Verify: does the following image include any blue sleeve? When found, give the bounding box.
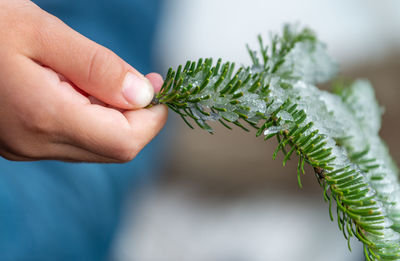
[0,1,164,260]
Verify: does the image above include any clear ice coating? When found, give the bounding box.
[239,93,266,117]
[276,111,293,122]
[191,105,220,121]
[264,126,285,136]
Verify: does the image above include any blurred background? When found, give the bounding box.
[112,0,400,260]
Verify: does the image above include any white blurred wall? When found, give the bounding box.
[114,185,363,261]
[156,0,400,69]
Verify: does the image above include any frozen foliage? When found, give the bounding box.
[264,126,286,136]
[266,76,400,251]
[155,24,400,260]
[342,80,383,135]
[278,41,338,84]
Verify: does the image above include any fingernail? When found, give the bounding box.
[122,72,154,108]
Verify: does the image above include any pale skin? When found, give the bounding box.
[0,0,168,162]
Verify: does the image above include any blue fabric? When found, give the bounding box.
[0,1,163,260]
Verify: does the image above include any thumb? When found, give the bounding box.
[28,10,154,109]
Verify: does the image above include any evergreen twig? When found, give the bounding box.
[153,24,400,260]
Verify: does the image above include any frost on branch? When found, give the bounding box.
[154,24,400,260]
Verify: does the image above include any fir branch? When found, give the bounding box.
[153,24,400,260]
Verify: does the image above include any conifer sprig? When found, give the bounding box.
[152,24,400,260]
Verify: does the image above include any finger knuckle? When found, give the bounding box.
[1,137,37,159]
[0,150,26,161]
[113,141,140,163]
[21,106,56,136]
[15,7,62,54]
[87,46,115,84]
[32,14,60,46]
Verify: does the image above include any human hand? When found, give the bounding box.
[0,0,168,162]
